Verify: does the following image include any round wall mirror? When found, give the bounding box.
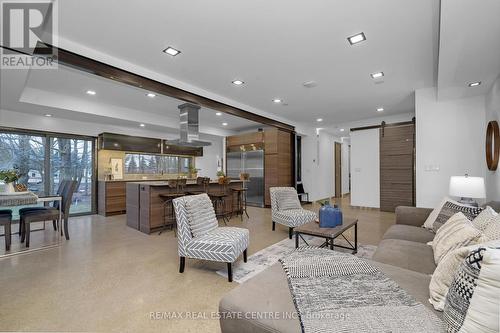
[486,120,500,171]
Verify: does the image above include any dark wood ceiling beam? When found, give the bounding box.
[33,43,295,132]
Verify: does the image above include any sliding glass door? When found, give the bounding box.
[50,137,94,214]
[0,129,96,216]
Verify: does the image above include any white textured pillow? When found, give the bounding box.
[423,197,461,230]
[472,206,498,231]
[432,212,482,264]
[429,240,500,311]
[184,194,218,238]
[481,215,500,241]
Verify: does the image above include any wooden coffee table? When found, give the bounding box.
[294,217,358,253]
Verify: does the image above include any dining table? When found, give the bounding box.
[0,191,62,256]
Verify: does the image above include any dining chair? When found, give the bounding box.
[20,180,77,247]
[0,209,12,251]
[18,180,68,235]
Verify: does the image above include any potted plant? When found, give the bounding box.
[189,166,200,179]
[0,168,21,193]
[216,170,225,184]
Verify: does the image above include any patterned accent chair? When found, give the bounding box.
[270,187,318,239]
[173,194,249,282]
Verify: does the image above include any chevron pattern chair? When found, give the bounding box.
[270,187,318,239]
[172,194,249,282]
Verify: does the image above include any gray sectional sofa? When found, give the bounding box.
[218,202,499,333]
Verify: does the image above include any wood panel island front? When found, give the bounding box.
[126,180,244,234]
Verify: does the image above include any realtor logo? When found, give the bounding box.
[1,0,57,69]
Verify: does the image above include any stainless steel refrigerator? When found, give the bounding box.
[226,150,264,207]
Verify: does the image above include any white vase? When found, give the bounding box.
[4,182,15,193]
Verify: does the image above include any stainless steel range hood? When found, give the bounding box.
[166,103,211,147]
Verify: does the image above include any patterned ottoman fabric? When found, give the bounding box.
[185,227,249,263]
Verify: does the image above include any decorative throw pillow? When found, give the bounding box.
[432,202,483,233]
[471,206,498,231]
[277,190,301,210]
[184,194,218,238]
[480,215,500,241]
[444,247,500,333]
[429,239,500,311]
[432,212,482,264]
[423,197,459,230]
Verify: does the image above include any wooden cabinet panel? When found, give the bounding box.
[98,181,126,216]
[226,132,264,147]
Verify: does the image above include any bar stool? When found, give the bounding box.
[0,209,12,251]
[158,179,186,235]
[209,177,232,225]
[187,177,210,195]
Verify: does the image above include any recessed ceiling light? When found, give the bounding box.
[377,107,384,112]
[163,46,181,56]
[146,93,156,98]
[468,81,481,87]
[340,128,345,132]
[139,123,145,127]
[222,122,228,126]
[86,90,96,95]
[316,118,323,122]
[44,114,52,117]
[215,112,222,116]
[370,72,384,79]
[232,80,244,85]
[272,98,282,103]
[347,32,366,45]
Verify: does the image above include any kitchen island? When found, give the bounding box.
[126,180,244,234]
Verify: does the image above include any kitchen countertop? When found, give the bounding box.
[128,180,243,186]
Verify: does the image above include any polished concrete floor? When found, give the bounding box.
[0,197,395,332]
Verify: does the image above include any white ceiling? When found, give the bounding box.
[437,0,500,100]
[2,0,499,135]
[51,0,439,129]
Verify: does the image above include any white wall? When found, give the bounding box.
[341,139,350,195]
[415,87,486,208]
[485,75,500,201]
[301,131,338,202]
[1,109,224,179]
[350,129,380,208]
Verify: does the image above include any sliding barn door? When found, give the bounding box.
[379,123,415,212]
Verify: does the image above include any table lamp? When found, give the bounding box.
[449,175,486,207]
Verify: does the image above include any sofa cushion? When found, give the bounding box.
[185,227,249,262]
[383,224,435,243]
[444,247,500,333]
[423,197,461,230]
[219,261,441,333]
[372,239,437,274]
[432,213,482,264]
[277,189,301,210]
[481,215,500,241]
[471,206,498,231]
[432,202,483,233]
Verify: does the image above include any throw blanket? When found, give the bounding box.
[280,247,444,333]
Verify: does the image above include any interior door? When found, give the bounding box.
[379,123,415,212]
[334,142,342,198]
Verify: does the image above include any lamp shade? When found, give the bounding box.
[449,176,486,199]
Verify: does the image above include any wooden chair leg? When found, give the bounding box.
[243,249,247,263]
[272,221,275,231]
[63,218,70,240]
[289,227,293,239]
[18,218,23,237]
[25,223,30,248]
[179,257,185,273]
[4,223,11,251]
[227,262,232,282]
[52,220,57,231]
[20,219,26,242]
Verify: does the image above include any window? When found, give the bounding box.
[0,130,96,217]
[124,153,193,175]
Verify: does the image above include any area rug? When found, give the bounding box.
[216,235,377,283]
